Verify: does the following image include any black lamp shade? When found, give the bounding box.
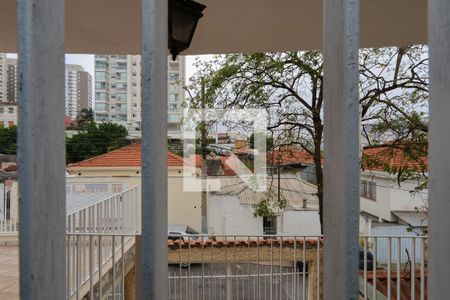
[169,0,206,60]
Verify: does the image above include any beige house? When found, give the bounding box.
[68,143,202,231]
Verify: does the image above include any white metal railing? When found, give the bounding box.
[66,233,135,300]
[0,218,18,234]
[0,182,18,234]
[66,187,139,235]
[65,234,428,300]
[167,234,428,300]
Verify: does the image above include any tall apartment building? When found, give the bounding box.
[65,64,93,120]
[0,54,5,100]
[0,55,18,102]
[94,55,185,136]
[0,55,92,120]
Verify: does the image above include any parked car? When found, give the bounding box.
[359,248,374,271]
[168,224,202,268]
[168,224,201,241]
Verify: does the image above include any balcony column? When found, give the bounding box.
[429,0,450,298]
[323,0,360,299]
[139,0,168,299]
[17,0,66,299]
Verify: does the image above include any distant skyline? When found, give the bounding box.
[5,53,214,110]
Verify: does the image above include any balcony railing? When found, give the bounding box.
[66,186,140,235]
[66,234,428,300]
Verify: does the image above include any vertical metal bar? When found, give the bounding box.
[270,238,273,300]
[429,1,450,298]
[411,237,415,300]
[90,235,94,300]
[112,235,116,299]
[294,238,297,300]
[323,0,360,297]
[302,237,306,300]
[202,236,205,300]
[67,235,71,297]
[99,235,103,298]
[397,237,400,300]
[257,236,260,300]
[317,237,320,300]
[17,0,66,298]
[387,237,391,300]
[372,237,377,300]
[363,237,367,300]
[76,235,80,300]
[140,0,168,297]
[122,236,125,300]
[248,236,251,300]
[420,238,425,300]
[279,237,282,300]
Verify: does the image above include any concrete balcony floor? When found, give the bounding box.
[0,245,19,299]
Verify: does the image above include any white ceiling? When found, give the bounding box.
[0,0,427,54]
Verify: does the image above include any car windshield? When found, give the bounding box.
[186,226,199,235]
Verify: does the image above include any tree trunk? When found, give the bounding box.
[313,114,324,234]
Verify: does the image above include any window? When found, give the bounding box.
[168,115,180,123]
[8,107,14,113]
[95,61,108,69]
[116,93,127,101]
[8,121,14,127]
[0,121,4,127]
[116,72,127,81]
[95,71,107,81]
[0,107,3,114]
[169,104,178,112]
[169,73,179,81]
[95,82,108,90]
[169,83,179,93]
[360,180,376,201]
[95,103,109,111]
[95,92,108,100]
[116,83,127,90]
[116,62,127,70]
[263,216,277,235]
[168,93,179,102]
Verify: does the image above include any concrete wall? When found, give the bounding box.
[208,194,321,236]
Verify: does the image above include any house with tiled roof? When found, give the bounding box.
[67,143,202,231]
[208,176,321,236]
[359,146,428,237]
[266,145,428,235]
[68,143,193,177]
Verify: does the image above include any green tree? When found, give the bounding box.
[186,47,428,231]
[249,132,273,150]
[74,108,95,129]
[0,126,17,155]
[66,122,129,163]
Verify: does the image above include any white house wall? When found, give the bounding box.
[208,195,262,235]
[208,195,321,235]
[360,172,427,222]
[281,210,321,236]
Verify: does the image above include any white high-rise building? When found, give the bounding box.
[94,55,185,136]
[65,64,93,120]
[0,56,18,102]
[0,55,92,120]
[0,54,6,101]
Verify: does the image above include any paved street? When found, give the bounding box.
[169,263,308,300]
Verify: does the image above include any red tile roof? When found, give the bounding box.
[167,237,322,249]
[362,146,427,172]
[68,143,185,168]
[267,147,315,165]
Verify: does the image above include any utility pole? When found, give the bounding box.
[200,78,208,233]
